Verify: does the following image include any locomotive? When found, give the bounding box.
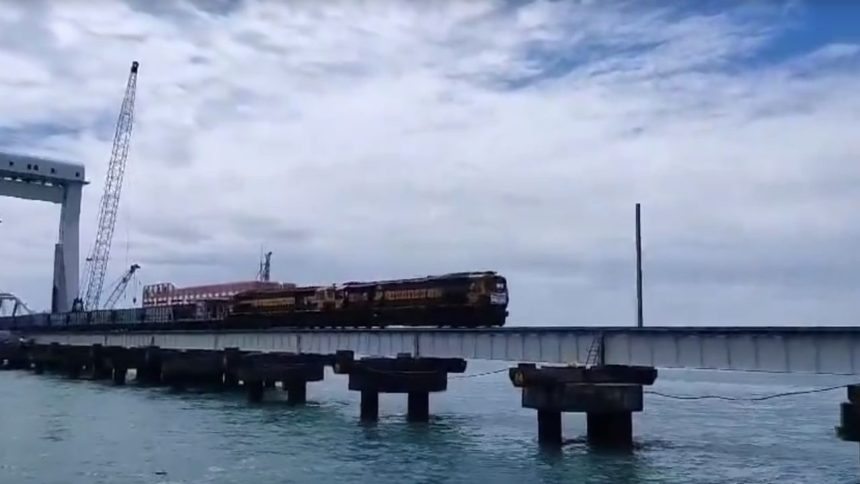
[228,271,509,328]
[0,271,509,331]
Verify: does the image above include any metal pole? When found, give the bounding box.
[635,203,644,328]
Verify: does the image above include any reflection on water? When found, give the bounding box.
[0,365,857,483]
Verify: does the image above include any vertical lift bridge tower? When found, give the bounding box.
[0,152,86,312]
[0,61,138,313]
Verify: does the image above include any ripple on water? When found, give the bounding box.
[0,370,857,484]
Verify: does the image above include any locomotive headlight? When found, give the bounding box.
[490,293,507,305]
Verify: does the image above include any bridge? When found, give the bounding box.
[0,151,87,313]
[0,292,33,317]
[20,325,860,375]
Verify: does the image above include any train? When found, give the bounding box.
[0,271,509,331]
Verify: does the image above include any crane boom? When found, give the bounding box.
[103,263,140,309]
[79,61,139,311]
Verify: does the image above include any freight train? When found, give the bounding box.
[0,271,509,331]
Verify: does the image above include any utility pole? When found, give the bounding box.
[635,203,644,328]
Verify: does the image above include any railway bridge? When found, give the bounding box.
[6,324,860,452]
[18,325,860,375]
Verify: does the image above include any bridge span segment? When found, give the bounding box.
[24,326,860,375]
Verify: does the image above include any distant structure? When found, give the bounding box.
[257,251,273,282]
[141,280,288,307]
[77,61,140,311]
[142,250,289,307]
[0,292,33,317]
[0,152,87,313]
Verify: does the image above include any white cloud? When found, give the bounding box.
[0,0,858,325]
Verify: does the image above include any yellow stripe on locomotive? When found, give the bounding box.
[246,297,296,308]
[383,288,443,301]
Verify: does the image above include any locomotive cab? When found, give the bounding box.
[488,275,508,306]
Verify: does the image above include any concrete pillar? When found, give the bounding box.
[112,367,127,385]
[247,380,264,403]
[51,243,67,314]
[165,375,186,391]
[136,366,160,384]
[223,348,241,388]
[137,347,163,385]
[64,363,81,379]
[224,372,239,388]
[208,373,225,388]
[92,365,112,380]
[286,382,307,404]
[407,392,429,422]
[360,391,379,421]
[537,410,562,446]
[57,183,83,312]
[511,364,655,451]
[587,412,633,448]
[88,344,110,379]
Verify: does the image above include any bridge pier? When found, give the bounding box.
[836,384,860,465]
[85,344,112,380]
[0,339,29,370]
[160,350,225,390]
[132,346,164,385]
[26,343,91,379]
[509,363,657,448]
[334,351,466,422]
[236,352,328,403]
[222,347,243,388]
[100,346,132,385]
[360,390,379,420]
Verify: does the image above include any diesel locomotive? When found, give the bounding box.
[229,270,509,328]
[0,271,509,331]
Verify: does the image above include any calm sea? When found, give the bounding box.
[0,361,857,484]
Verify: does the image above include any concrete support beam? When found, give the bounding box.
[236,352,328,404]
[510,363,657,449]
[522,384,644,413]
[160,350,225,389]
[0,340,30,370]
[334,351,466,422]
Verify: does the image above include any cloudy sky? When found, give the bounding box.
[0,0,858,325]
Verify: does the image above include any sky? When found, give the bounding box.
[0,0,858,325]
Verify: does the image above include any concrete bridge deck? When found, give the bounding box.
[22,325,860,375]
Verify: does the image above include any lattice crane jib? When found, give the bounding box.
[79,61,139,311]
[103,263,141,309]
